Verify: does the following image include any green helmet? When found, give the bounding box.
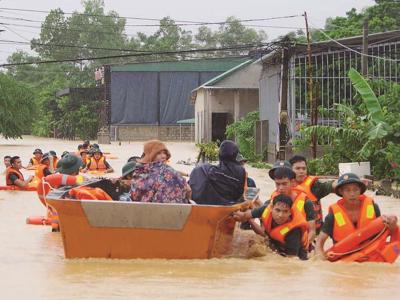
[335,173,366,197]
[268,160,293,180]
[121,161,138,178]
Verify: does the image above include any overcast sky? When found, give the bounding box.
[0,0,375,64]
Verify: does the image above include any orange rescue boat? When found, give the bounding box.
[46,188,253,259]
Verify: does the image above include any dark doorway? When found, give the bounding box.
[212,113,231,142]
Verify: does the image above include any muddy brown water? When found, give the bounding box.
[0,136,399,299]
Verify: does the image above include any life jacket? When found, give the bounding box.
[52,157,59,169]
[261,203,309,250]
[270,189,307,219]
[297,176,323,231]
[30,156,41,166]
[330,195,376,243]
[35,164,49,180]
[37,173,83,206]
[88,157,107,171]
[326,217,400,263]
[5,167,24,186]
[69,186,112,201]
[36,173,84,232]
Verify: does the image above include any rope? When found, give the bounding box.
[326,226,388,258]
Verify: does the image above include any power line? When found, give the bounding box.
[0,39,276,55]
[0,21,304,41]
[0,24,30,41]
[313,27,400,62]
[0,39,153,52]
[0,42,279,67]
[0,7,301,25]
[0,15,305,30]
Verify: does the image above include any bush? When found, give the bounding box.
[225,111,259,161]
[195,141,219,162]
[249,161,272,169]
[294,69,400,179]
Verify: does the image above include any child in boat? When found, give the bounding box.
[315,173,398,261]
[235,193,309,259]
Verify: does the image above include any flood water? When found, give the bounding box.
[1,136,399,299]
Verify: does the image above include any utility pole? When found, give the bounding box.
[304,11,317,158]
[362,18,369,76]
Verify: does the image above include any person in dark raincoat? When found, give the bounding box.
[189,140,246,205]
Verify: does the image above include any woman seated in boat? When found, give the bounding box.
[129,140,190,203]
[189,140,246,205]
[316,173,399,262]
[82,148,114,173]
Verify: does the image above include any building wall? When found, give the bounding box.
[195,89,205,143]
[238,89,259,119]
[195,88,259,142]
[213,63,262,89]
[111,125,194,141]
[259,64,281,160]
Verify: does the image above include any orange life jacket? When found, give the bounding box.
[270,189,307,218]
[261,203,309,249]
[330,195,376,243]
[30,156,41,166]
[297,176,323,230]
[326,217,400,263]
[69,186,112,201]
[88,157,107,171]
[52,157,59,169]
[37,173,83,206]
[35,164,49,180]
[5,167,24,186]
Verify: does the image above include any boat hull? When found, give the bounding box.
[46,198,247,259]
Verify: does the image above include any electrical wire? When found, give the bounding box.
[0,8,301,25]
[0,39,155,52]
[0,38,273,54]
[0,42,278,67]
[312,27,400,62]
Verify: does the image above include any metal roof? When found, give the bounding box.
[110,57,249,72]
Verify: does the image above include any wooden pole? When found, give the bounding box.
[362,18,369,76]
[304,11,317,158]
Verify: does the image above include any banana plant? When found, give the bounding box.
[348,68,392,141]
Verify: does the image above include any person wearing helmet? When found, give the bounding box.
[289,155,337,234]
[234,160,316,247]
[35,153,53,179]
[82,148,113,173]
[315,173,398,260]
[27,149,43,168]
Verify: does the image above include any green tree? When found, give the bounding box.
[0,73,35,138]
[195,17,267,56]
[312,0,400,41]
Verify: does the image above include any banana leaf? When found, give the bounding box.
[367,122,391,140]
[348,68,385,123]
